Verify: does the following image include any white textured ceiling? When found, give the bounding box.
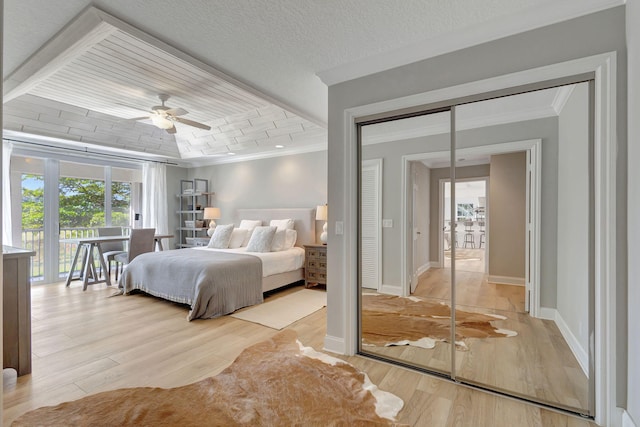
[3,0,616,164]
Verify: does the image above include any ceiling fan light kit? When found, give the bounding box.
[151,114,174,130]
[131,94,211,134]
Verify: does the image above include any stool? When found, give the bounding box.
[478,221,486,248]
[449,222,459,248]
[463,221,475,248]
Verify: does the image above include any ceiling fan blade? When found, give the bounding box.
[165,125,177,134]
[173,116,211,130]
[165,107,188,116]
[125,116,152,121]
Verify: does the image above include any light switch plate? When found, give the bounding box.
[335,221,344,235]
[382,219,393,228]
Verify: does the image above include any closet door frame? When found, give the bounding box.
[346,52,616,426]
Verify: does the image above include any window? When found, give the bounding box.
[12,154,141,283]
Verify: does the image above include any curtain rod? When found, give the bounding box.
[2,138,179,166]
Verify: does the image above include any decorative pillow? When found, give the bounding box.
[284,229,297,250]
[270,230,286,251]
[228,228,249,249]
[269,219,295,231]
[270,229,298,252]
[245,226,277,253]
[207,224,234,249]
[239,220,262,246]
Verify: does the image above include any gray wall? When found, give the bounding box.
[556,83,590,356]
[327,5,627,409]
[489,152,526,280]
[166,165,188,249]
[188,150,327,235]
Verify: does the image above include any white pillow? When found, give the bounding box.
[284,229,297,250]
[270,229,286,251]
[269,218,295,231]
[271,228,298,252]
[207,224,234,249]
[239,219,262,246]
[245,226,277,253]
[228,228,249,249]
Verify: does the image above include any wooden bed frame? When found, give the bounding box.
[236,208,316,292]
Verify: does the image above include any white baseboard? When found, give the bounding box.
[323,334,346,355]
[379,283,403,296]
[487,275,525,286]
[539,307,588,376]
[623,409,638,427]
[415,262,432,277]
[538,307,556,320]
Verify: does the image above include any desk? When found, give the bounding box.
[3,246,35,376]
[61,234,173,290]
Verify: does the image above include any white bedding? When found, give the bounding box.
[192,246,305,277]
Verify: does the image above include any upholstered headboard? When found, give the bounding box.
[236,208,316,247]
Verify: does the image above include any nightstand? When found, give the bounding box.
[304,244,327,288]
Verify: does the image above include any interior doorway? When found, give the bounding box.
[441,178,488,274]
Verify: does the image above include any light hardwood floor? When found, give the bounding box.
[366,263,589,415]
[3,280,595,426]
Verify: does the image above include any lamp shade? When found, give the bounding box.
[315,205,328,221]
[203,207,221,220]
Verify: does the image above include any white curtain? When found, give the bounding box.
[141,162,169,235]
[2,141,13,246]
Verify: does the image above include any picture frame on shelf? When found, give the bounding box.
[181,179,194,194]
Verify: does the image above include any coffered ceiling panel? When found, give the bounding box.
[3,7,325,165]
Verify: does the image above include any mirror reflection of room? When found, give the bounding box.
[359,81,592,416]
[442,180,486,272]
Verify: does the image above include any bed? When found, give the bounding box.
[119,208,316,320]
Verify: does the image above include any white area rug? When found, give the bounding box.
[231,289,327,330]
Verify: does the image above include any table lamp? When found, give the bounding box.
[316,204,328,244]
[204,207,221,237]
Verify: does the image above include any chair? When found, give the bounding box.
[478,221,486,248]
[114,228,156,280]
[97,227,126,279]
[449,221,459,248]
[463,221,475,248]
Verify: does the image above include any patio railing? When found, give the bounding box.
[21,227,130,282]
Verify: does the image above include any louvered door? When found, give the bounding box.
[361,159,382,290]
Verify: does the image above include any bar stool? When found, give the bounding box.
[463,221,475,248]
[478,221,486,248]
[449,221,459,248]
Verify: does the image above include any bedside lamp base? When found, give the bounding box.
[320,222,327,244]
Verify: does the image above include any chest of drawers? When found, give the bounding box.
[304,244,327,288]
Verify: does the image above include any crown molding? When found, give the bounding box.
[317,0,624,86]
[551,84,577,114]
[3,130,184,166]
[182,142,327,167]
[363,104,558,146]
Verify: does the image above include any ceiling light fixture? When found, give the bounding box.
[275,145,285,148]
[227,152,236,155]
[151,114,174,130]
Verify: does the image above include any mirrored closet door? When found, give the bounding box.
[357,81,594,417]
[359,109,453,376]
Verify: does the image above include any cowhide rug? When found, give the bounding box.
[362,293,517,350]
[13,330,404,427]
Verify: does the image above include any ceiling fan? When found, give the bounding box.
[127,94,211,134]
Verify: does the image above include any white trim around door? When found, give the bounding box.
[340,51,617,426]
